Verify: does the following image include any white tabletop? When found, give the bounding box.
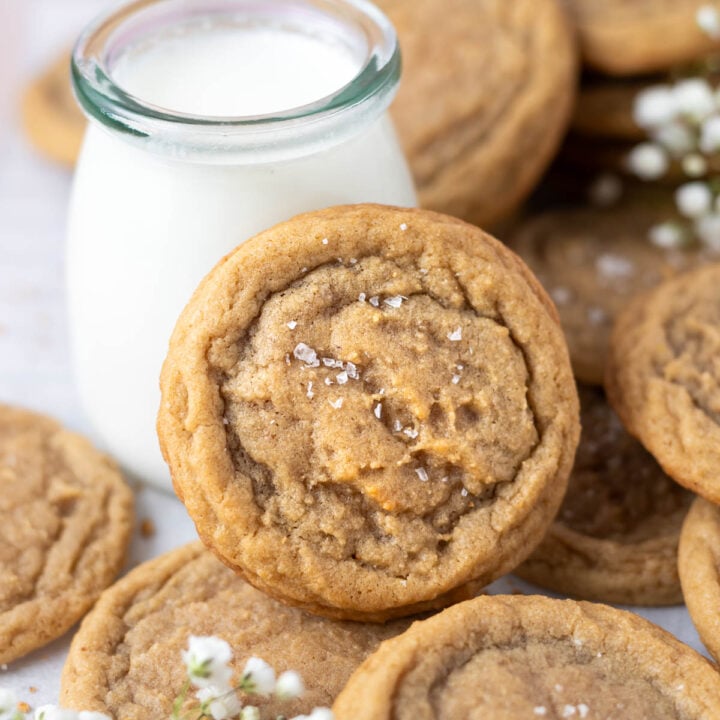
[0,0,708,713]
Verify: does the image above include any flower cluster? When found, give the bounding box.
[0,636,333,720]
[626,4,720,250]
[0,689,110,720]
[177,636,333,720]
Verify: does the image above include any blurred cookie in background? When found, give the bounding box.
[379,0,578,227]
[508,187,719,384]
[564,0,720,76]
[22,52,85,167]
[517,384,692,606]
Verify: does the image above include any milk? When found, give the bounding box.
[68,3,416,490]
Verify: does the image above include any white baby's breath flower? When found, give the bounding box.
[0,690,22,720]
[682,153,709,177]
[700,114,720,153]
[275,671,305,700]
[627,143,669,180]
[196,685,243,720]
[239,708,260,720]
[182,636,234,689]
[34,708,79,720]
[291,709,335,720]
[673,78,716,121]
[633,85,676,128]
[676,182,714,218]
[697,4,720,38]
[652,122,695,156]
[696,212,720,249]
[648,222,687,249]
[242,657,276,695]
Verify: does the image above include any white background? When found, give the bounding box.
[0,0,708,713]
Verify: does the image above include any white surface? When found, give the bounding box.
[0,0,709,714]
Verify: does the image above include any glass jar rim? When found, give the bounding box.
[71,0,401,162]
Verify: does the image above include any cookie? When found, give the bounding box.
[572,78,647,141]
[0,404,134,663]
[509,196,718,384]
[158,204,580,621]
[378,0,577,227]
[517,385,692,606]
[22,53,86,167]
[333,594,720,719]
[606,263,720,503]
[564,0,720,76]
[678,497,720,663]
[61,543,411,719]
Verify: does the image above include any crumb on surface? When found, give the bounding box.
[140,518,156,538]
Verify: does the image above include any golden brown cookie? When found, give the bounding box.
[678,497,720,663]
[22,53,86,167]
[0,404,134,663]
[509,195,718,384]
[333,594,720,719]
[572,78,647,141]
[564,0,720,76]
[607,264,720,503]
[158,204,580,622]
[517,385,692,606]
[61,543,411,719]
[378,0,577,227]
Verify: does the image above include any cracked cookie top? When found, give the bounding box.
[158,205,579,621]
[0,404,134,663]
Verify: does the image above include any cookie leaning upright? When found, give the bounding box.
[158,204,580,621]
[678,497,720,663]
[377,0,577,227]
[606,264,720,503]
[0,405,134,663]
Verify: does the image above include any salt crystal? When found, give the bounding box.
[452,375,461,385]
[562,706,576,718]
[374,403,383,419]
[287,320,298,330]
[346,362,359,379]
[328,398,343,409]
[384,296,404,308]
[400,223,408,231]
[534,709,547,717]
[578,705,589,719]
[321,238,329,245]
[587,307,607,325]
[415,467,429,482]
[336,371,348,385]
[307,382,314,399]
[222,417,229,426]
[596,253,634,279]
[461,488,469,497]
[404,427,419,439]
[448,327,462,342]
[369,296,380,307]
[293,343,319,367]
[393,419,403,432]
[324,377,333,386]
[358,293,367,302]
[551,286,572,305]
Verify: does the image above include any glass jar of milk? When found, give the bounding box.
[68,0,416,491]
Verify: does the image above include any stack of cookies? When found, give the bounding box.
[54,204,720,718]
[12,0,720,717]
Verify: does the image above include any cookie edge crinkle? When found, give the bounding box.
[0,405,135,664]
[332,594,720,719]
[157,204,580,621]
[605,264,720,504]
